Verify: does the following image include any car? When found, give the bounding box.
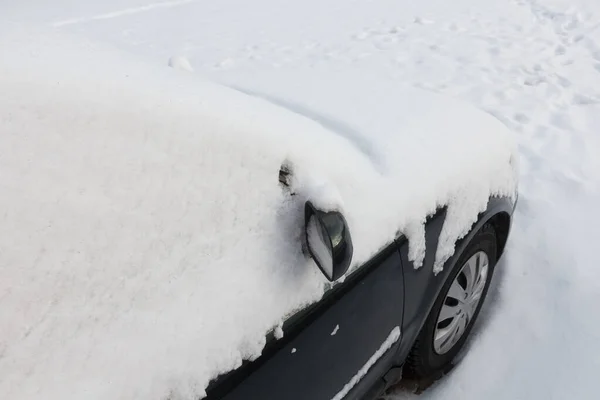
[206,199,515,400]
[0,35,518,400]
[198,72,519,399]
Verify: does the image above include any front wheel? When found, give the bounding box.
[404,223,497,380]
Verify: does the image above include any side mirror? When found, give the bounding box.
[305,201,353,282]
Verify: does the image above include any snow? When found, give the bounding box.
[0,26,515,400]
[331,324,340,336]
[273,324,284,340]
[332,327,401,400]
[2,0,600,399]
[51,0,198,28]
[224,68,518,271]
[168,55,194,72]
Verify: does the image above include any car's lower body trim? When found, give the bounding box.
[331,326,401,400]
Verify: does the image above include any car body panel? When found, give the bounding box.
[208,244,405,400]
[394,195,515,367]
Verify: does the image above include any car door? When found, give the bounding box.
[206,241,406,400]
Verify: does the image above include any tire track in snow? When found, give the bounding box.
[52,0,197,27]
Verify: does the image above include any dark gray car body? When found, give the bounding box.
[205,196,515,400]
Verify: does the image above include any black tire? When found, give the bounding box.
[404,223,497,380]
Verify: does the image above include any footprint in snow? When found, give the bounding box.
[353,31,370,41]
[215,58,235,69]
[554,45,566,56]
[572,93,600,105]
[555,74,572,88]
[514,113,530,124]
[413,17,435,25]
[488,46,501,56]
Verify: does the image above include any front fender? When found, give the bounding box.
[394,196,515,366]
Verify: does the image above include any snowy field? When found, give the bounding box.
[3,0,600,399]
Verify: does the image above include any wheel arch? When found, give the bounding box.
[393,196,515,368]
[487,211,511,261]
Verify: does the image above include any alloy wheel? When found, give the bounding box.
[433,251,489,355]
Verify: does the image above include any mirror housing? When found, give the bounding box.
[305,201,353,282]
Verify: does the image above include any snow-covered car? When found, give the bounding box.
[208,202,515,400]
[203,87,519,400]
[0,35,518,400]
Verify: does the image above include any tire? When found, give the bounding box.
[403,223,497,380]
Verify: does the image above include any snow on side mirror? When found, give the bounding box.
[305,201,353,282]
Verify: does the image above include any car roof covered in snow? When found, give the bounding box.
[0,30,517,400]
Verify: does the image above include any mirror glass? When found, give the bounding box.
[306,214,333,279]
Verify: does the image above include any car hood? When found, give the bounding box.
[227,67,519,268]
[231,67,516,183]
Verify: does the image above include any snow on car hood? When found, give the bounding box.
[226,67,519,270]
[0,30,517,400]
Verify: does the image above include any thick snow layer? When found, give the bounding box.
[225,68,519,271]
[0,27,516,400]
[38,0,597,398]
[9,0,600,398]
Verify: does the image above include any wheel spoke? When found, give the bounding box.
[470,255,489,303]
[433,250,491,355]
[471,277,485,302]
[438,303,461,322]
[464,255,478,296]
[447,279,466,302]
[434,315,461,353]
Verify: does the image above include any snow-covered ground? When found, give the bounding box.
[2,0,600,399]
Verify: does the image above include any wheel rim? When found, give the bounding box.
[433,251,489,355]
